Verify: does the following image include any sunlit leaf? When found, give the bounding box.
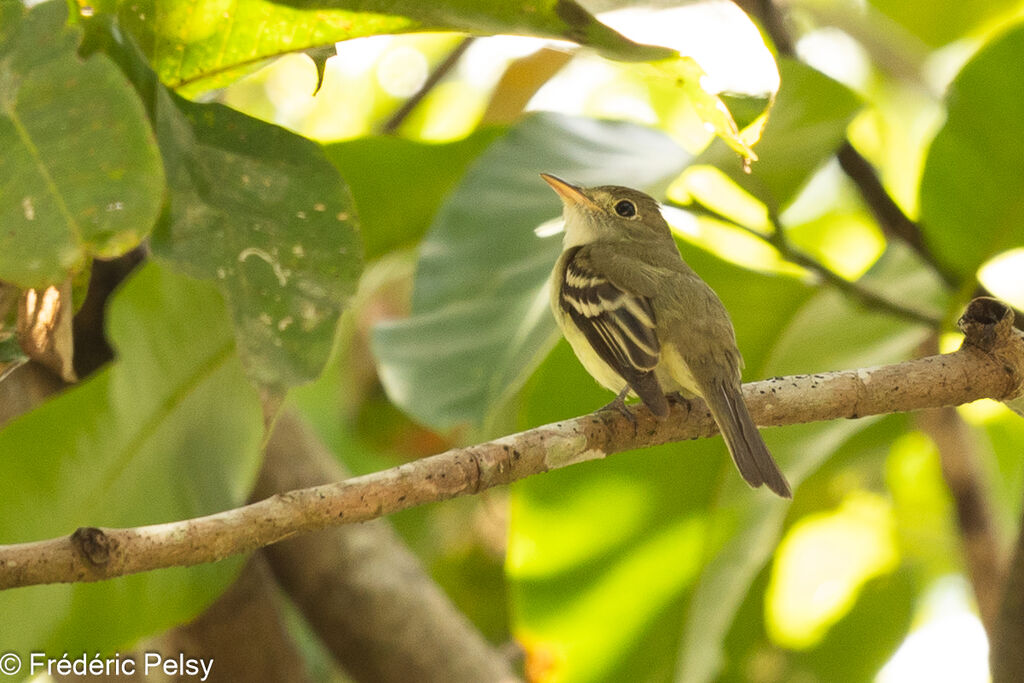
[0,0,163,287]
[766,493,899,649]
[641,56,763,162]
[919,23,1024,281]
[0,261,263,652]
[868,0,1019,47]
[371,112,690,431]
[694,58,861,212]
[789,572,915,682]
[99,0,673,93]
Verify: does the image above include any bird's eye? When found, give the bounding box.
[614,200,637,218]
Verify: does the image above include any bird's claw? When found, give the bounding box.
[599,389,637,424]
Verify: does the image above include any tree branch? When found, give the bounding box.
[835,143,959,287]
[1,299,1021,591]
[151,555,313,683]
[991,480,1024,683]
[916,404,1003,634]
[256,411,518,683]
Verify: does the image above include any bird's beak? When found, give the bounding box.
[541,173,598,209]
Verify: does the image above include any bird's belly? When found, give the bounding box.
[561,320,704,400]
[561,316,629,393]
[656,344,701,398]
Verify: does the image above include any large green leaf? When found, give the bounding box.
[323,129,504,261]
[694,59,861,213]
[371,113,691,431]
[0,0,163,287]
[149,88,363,391]
[868,0,1020,47]
[0,261,263,652]
[80,15,362,391]
[509,240,939,683]
[919,23,1024,281]
[104,0,672,93]
[675,247,938,683]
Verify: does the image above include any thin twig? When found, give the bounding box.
[1,299,1020,590]
[733,0,956,289]
[732,0,795,55]
[681,201,942,327]
[836,143,959,287]
[382,37,476,134]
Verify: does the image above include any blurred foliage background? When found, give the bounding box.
[2,0,1024,681]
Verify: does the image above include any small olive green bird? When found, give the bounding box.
[542,174,791,498]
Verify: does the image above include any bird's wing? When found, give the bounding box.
[559,246,667,413]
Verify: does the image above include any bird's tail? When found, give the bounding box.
[703,378,791,498]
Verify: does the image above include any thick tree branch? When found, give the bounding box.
[152,555,313,683]
[917,405,1003,634]
[256,411,518,683]
[0,299,1021,590]
[992,481,1024,683]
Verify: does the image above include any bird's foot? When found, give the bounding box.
[599,388,636,424]
[667,392,692,415]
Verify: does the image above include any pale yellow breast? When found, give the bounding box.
[549,255,706,401]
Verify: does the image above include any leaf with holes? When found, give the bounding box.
[149,87,362,391]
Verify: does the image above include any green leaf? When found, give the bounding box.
[510,239,937,683]
[694,59,861,212]
[80,15,362,391]
[371,113,690,431]
[149,88,362,391]
[919,24,1024,280]
[677,250,937,683]
[0,261,263,652]
[792,571,915,682]
[109,0,673,93]
[868,0,1020,47]
[641,56,762,162]
[509,247,812,683]
[323,129,505,261]
[0,0,164,287]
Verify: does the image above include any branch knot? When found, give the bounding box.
[958,297,1024,401]
[71,527,113,567]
